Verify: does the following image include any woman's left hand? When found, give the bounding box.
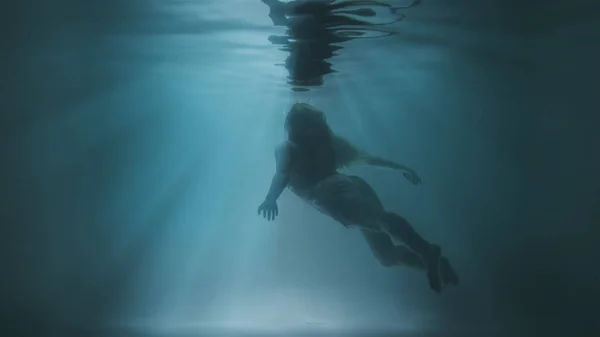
[402,169,422,185]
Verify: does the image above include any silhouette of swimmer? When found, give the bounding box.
[262,0,419,88]
[258,103,458,292]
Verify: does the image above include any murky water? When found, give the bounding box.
[1,1,599,336]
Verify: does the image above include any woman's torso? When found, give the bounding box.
[287,141,337,199]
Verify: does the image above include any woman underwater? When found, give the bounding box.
[258,103,458,292]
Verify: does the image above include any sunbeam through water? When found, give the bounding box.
[2,1,600,337]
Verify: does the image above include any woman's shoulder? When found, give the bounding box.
[274,141,297,159]
[276,140,298,151]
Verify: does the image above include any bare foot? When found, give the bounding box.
[425,244,442,292]
[440,257,459,286]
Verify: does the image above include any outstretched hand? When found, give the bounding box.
[258,198,279,221]
[402,169,422,185]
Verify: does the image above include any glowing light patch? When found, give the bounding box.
[118,287,425,335]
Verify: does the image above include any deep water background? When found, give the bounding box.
[1,1,599,336]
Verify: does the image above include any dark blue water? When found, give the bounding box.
[1,1,599,336]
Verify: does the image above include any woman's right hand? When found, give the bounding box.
[258,198,279,221]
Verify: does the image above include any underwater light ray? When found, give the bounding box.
[115,83,290,323]
[153,91,289,322]
[18,78,157,179]
[114,148,222,317]
[212,107,283,290]
[76,77,223,260]
[51,142,210,321]
[3,79,183,319]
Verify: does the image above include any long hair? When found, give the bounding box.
[285,102,333,148]
[284,102,337,176]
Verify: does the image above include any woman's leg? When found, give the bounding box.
[361,229,425,269]
[381,212,443,292]
[361,229,459,286]
[310,174,456,290]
